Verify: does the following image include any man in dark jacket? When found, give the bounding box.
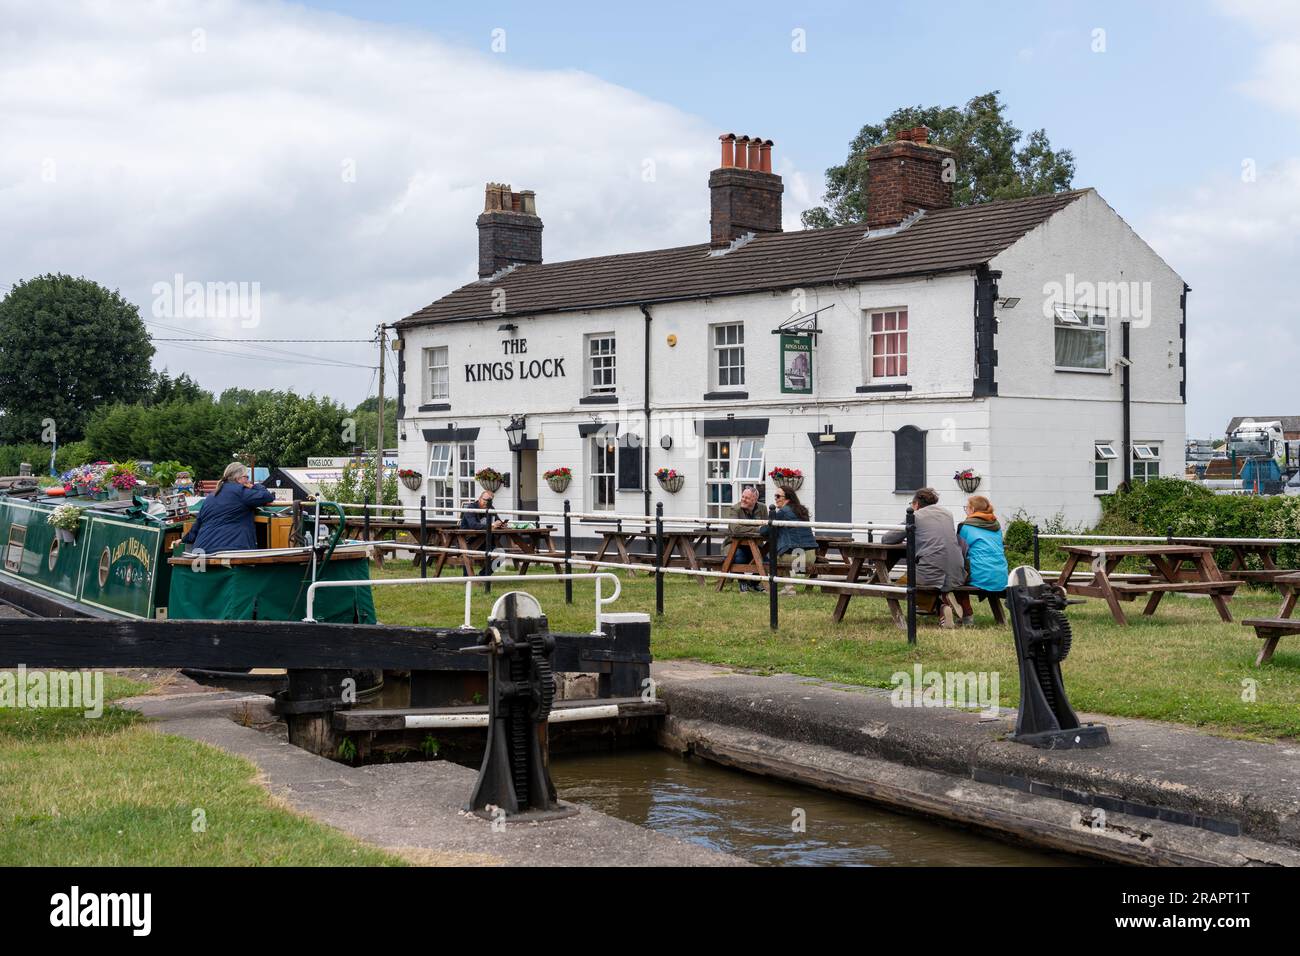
[459,489,508,530]
[182,462,274,553]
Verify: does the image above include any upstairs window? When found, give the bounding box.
[425,346,449,402]
[867,309,908,379]
[712,323,745,389]
[1054,305,1108,372]
[587,334,616,394]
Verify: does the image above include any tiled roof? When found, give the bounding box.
[1226,416,1300,434]
[398,188,1090,327]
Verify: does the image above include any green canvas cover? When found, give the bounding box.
[167,556,376,623]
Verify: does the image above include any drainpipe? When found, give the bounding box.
[1122,320,1132,489]
[640,304,653,519]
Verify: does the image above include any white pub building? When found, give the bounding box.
[393,128,1187,528]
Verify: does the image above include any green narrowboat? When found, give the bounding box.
[0,483,375,624]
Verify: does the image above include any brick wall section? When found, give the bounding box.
[864,139,955,230]
[477,211,543,277]
[709,168,783,247]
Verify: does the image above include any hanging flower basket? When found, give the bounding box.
[954,469,981,494]
[544,467,572,494]
[655,468,685,493]
[769,467,803,492]
[56,528,77,544]
[48,505,82,544]
[475,468,504,493]
[398,469,423,491]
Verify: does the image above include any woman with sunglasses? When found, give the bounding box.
[767,488,817,596]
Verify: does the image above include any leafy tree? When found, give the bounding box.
[0,274,154,442]
[146,370,210,406]
[349,396,398,450]
[802,91,1076,229]
[230,392,349,472]
[84,399,236,478]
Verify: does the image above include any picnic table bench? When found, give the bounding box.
[431,525,559,577]
[1242,570,1300,665]
[590,526,727,578]
[1057,544,1243,625]
[1172,537,1297,585]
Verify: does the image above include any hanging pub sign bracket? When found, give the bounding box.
[770,302,834,338]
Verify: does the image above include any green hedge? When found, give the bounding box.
[0,441,95,477]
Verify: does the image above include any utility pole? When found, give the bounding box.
[376,324,386,512]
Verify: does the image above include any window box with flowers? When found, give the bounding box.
[654,467,685,494]
[543,467,572,494]
[398,468,423,491]
[768,467,803,492]
[475,467,505,492]
[954,469,981,493]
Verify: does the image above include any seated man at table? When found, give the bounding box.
[459,489,508,530]
[729,485,765,593]
[882,487,967,628]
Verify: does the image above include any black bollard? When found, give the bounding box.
[1005,567,1109,749]
[363,493,371,541]
[1032,523,1040,570]
[483,500,494,594]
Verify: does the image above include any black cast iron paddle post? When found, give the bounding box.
[1032,523,1040,571]
[483,499,494,594]
[363,493,371,541]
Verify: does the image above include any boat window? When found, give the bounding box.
[5,524,25,572]
[47,536,59,571]
[98,547,111,588]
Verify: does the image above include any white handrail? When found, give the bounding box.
[368,540,909,595]
[1038,533,1300,546]
[305,572,623,634]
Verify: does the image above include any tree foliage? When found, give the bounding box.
[802,92,1076,229]
[0,274,154,442]
[229,391,350,472]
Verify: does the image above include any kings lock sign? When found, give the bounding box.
[465,338,566,383]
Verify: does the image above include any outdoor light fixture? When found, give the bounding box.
[497,322,518,333]
[998,297,1020,309]
[505,414,526,450]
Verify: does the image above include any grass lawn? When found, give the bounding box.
[0,673,402,866]
[373,562,1300,741]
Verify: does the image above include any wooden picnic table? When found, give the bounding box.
[1242,571,1300,666]
[830,541,908,626]
[590,526,732,578]
[1057,544,1243,625]
[431,525,558,577]
[1172,538,1297,584]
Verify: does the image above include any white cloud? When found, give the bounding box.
[1138,2,1300,436]
[0,0,808,404]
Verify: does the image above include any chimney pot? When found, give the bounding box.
[477,182,543,277]
[710,132,782,246]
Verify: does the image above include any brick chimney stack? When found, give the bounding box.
[710,133,783,248]
[477,182,543,278]
[863,126,954,230]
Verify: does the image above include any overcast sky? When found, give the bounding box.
[1,0,1296,435]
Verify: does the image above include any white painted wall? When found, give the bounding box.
[395,190,1187,530]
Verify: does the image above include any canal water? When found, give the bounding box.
[552,749,1079,867]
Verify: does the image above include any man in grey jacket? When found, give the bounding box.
[883,487,967,627]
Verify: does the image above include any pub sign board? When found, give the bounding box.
[780,334,813,394]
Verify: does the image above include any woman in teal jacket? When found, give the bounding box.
[767,489,817,596]
[955,494,1009,626]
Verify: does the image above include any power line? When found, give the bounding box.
[145,319,374,368]
[152,337,373,343]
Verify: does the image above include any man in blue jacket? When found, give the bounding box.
[182,462,275,553]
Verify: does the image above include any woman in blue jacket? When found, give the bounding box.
[182,462,275,553]
[767,489,817,596]
[955,494,1009,626]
